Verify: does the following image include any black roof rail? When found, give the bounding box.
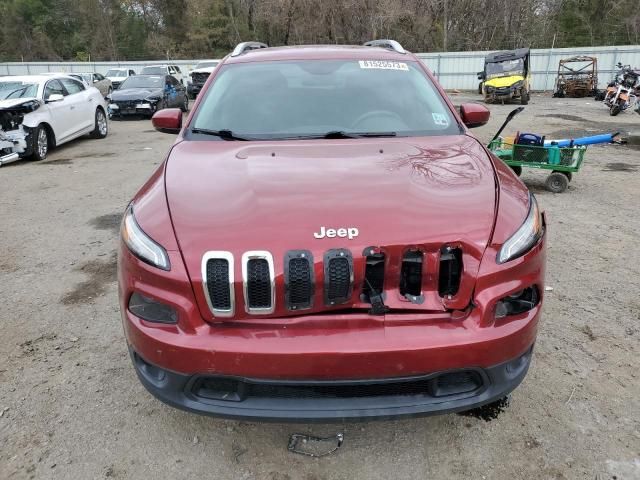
[231,42,269,57]
[363,39,406,54]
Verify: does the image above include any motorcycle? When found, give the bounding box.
[602,62,639,116]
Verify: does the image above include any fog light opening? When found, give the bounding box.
[128,292,178,324]
[133,352,166,383]
[495,286,539,318]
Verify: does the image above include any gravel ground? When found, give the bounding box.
[1,95,639,480]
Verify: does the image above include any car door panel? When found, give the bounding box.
[58,78,94,136]
[43,79,75,141]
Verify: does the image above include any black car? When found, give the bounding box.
[107,74,188,118]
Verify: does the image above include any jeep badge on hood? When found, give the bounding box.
[313,227,359,240]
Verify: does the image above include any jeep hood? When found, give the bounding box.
[165,135,497,318]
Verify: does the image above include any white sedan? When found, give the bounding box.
[0,74,108,166]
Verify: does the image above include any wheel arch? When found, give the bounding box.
[36,122,56,148]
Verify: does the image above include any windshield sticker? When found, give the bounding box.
[358,60,409,71]
[432,113,449,126]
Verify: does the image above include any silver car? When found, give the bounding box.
[70,73,113,97]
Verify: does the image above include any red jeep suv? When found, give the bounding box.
[118,40,546,421]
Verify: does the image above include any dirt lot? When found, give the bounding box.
[1,95,639,480]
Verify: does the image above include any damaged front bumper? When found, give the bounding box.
[0,98,38,166]
[0,125,28,166]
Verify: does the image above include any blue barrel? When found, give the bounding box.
[544,133,615,147]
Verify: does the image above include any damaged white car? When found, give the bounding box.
[0,75,108,166]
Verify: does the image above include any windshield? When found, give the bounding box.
[119,76,163,89]
[0,81,39,100]
[106,69,127,78]
[195,62,218,69]
[141,66,165,75]
[192,60,458,139]
[486,58,525,78]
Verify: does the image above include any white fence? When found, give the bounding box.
[1,45,639,91]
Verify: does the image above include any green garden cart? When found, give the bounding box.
[487,107,589,193]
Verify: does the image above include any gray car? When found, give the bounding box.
[70,73,113,97]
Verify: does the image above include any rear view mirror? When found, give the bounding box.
[46,94,64,103]
[459,103,490,128]
[152,108,182,134]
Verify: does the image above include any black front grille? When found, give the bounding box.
[400,250,423,300]
[438,247,463,297]
[205,258,231,310]
[191,370,485,402]
[324,250,353,305]
[115,100,137,109]
[191,72,210,85]
[362,251,385,302]
[246,258,272,309]
[285,251,314,310]
[328,259,350,299]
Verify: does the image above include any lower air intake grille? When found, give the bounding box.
[190,369,485,403]
[324,249,353,305]
[206,259,231,310]
[285,251,314,310]
[246,259,272,309]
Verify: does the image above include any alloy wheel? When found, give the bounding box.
[37,128,48,158]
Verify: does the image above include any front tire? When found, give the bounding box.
[91,108,108,139]
[180,95,189,112]
[610,104,621,116]
[31,125,49,161]
[510,165,522,176]
[520,90,529,105]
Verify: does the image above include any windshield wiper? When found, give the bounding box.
[324,130,397,138]
[191,128,248,141]
[278,131,398,140]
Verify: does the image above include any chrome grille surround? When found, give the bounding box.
[201,251,235,317]
[242,251,275,314]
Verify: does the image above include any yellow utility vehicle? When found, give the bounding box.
[478,48,531,104]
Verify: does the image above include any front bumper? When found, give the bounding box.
[119,210,546,421]
[108,102,156,117]
[130,345,533,421]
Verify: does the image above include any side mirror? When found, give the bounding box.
[93,78,99,83]
[46,93,64,103]
[152,108,182,134]
[459,103,490,128]
[477,71,485,80]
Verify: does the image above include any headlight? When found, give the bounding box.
[497,194,543,264]
[121,204,170,270]
[146,96,160,102]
